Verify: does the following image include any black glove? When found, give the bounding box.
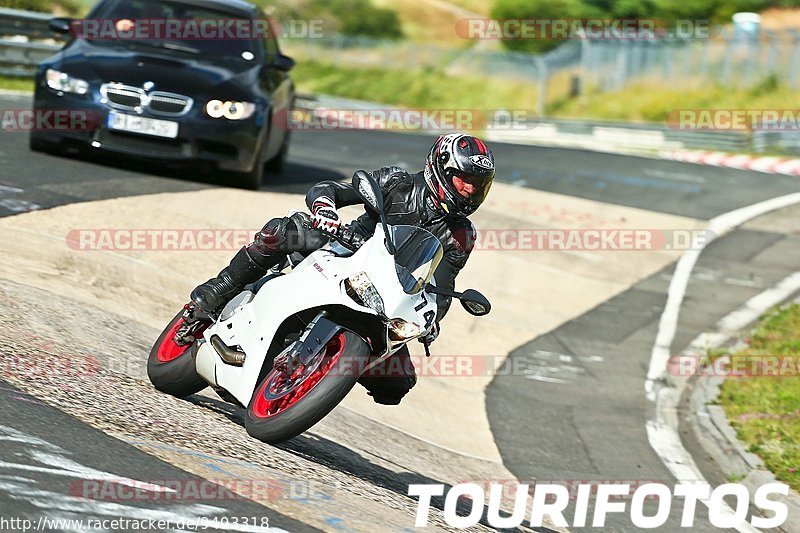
[419,321,440,345]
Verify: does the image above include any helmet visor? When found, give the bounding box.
[447,169,493,207]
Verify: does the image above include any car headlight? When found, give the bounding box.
[344,272,385,315]
[205,100,256,120]
[45,69,89,95]
[387,318,422,341]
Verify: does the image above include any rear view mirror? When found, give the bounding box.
[49,17,74,34]
[273,54,295,71]
[460,289,491,316]
[352,170,395,254]
[352,170,383,213]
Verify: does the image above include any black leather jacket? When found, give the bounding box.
[306,167,476,321]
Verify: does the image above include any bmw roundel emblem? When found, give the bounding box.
[143,81,155,92]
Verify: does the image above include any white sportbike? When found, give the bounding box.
[148,171,491,443]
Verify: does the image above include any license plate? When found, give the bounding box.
[107,111,179,139]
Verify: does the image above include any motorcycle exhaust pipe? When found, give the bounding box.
[210,335,246,366]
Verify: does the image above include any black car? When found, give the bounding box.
[30,0,296,188]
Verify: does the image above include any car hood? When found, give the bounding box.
[50,39,261,100]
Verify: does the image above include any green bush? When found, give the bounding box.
[492,0,800,54]
[330,0,403,39]
[0,0,81,15]
[264,0,402,40]
[491,0,600,54]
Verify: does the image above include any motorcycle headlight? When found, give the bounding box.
[205,100,257,120]
[388,318,422,341]
[344,272,385,315]
[45,69,89,95]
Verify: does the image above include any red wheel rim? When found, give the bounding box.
[251,333,347,419]
[156,317,207,363]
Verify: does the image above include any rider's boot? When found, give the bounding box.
[190,247,277,314]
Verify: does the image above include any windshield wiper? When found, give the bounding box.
[124,40,201,55]
[159,42,200,54]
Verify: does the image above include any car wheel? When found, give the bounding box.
[29,133,56,154]
[234,148,265,190]
[265,131,290,175]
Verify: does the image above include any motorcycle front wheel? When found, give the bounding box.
[245,330,369,444]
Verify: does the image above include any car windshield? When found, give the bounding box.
[390,226,443,295]
[87,0,262,60]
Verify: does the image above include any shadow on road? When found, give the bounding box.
[35,145,346,194]
[188,394,557,533]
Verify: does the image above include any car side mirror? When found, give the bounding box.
[273,54,295,72]
[49,17,74,35]
[460,289,491,316]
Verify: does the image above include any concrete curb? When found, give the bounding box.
[688,305,800,533]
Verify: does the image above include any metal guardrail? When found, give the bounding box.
[527,118,752,153]
[0,7,63,77]
[0,40,60,77]
[487,117,799,155]
[0,7,54,39]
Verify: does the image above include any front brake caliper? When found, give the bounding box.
[174,304,210,346]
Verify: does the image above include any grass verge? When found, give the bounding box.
[0,76,34,92]
[292,60,543,111]
[291,60,798,125]
[718,304,800,492]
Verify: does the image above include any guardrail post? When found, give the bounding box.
[720,31,733,85]
[743,35,759,86]
[765,29,778,75]
[789,30,800,88]
[535,57,548,117]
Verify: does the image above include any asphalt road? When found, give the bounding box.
[2,91,799,220]
[0,379,317,532]
[2,91,800,532]
[487,225,800,531]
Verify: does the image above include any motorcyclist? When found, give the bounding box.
[190,133,496,404]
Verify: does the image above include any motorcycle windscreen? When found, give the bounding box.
[390,225,444,295]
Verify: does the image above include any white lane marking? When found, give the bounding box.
[644,168,707,184]
[645,192,800,533]
[0,424,276,532]
[0,184,24,194]
[715,273,800,336]
[521,350,604,385]
[0,184,41,213]
[647,192,800,398]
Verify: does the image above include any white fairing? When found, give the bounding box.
[196,224,439,407]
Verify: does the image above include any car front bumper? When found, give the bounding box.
[31,83,269,173]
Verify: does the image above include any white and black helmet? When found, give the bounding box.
[424,133,495,217]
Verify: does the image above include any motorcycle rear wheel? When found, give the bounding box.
[147,308,208,397]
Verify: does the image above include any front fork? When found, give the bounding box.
[174,303,212,346]
[272,311,344,376]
